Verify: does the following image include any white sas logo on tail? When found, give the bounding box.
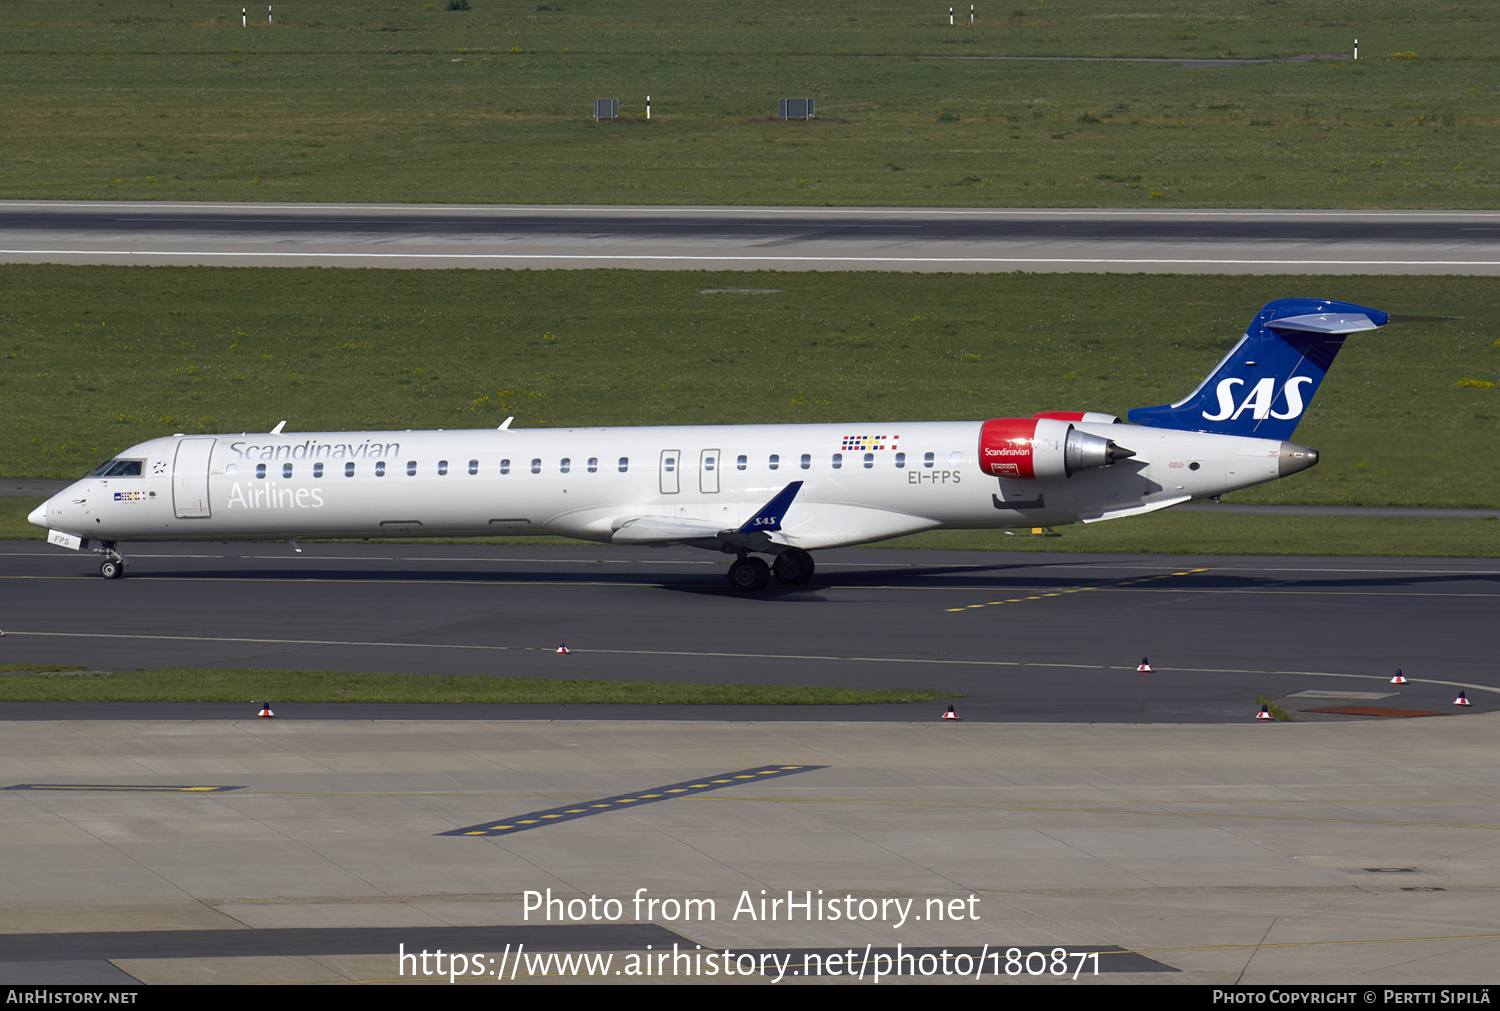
[1202,376,1314,422]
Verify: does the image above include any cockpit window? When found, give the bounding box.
[90,459,143,478]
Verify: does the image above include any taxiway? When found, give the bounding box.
[4,202,1500,273]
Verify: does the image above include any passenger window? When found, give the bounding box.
[313,462,323,478]
[664,457,676,473]
[588,457,598,473]
[256,464,267,479]
[863,453,874,469]
[831,453,843,470]
[561,458,571,474]
[226,463,237,479]
[895,452,906,468]
[438,460,448,476]
[800,453,811,470]
[283,463,293,478]
[950,451,962,465]
[406,461,417,477]
[376,461,387,477]
[769,454,779,471]
[345,462,356,477]
[530,458,541,474]
[618,457,629,473]
[468,459,478,475]
[923,452,934,469]
[500,459,511,475]
[705,456,716,472]
[737,455,747,471]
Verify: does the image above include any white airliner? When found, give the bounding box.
[30,298,1387,589]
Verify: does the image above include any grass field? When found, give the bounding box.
[4,265,1496,509]
[1,0,1496,206]
[0,666,954,704]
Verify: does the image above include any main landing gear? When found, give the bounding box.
[726,548,815,592]
[728,555,770,592]
[95,542,126,579]
[772,548,815,585]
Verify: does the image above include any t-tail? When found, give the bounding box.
[1127,298,1388,440]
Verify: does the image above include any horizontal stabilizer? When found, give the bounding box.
[1265,312,1383,336]
[1078,495,1191,524]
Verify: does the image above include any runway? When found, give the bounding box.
[6,518,1498,987]
[5,201,1500,273]
[3,542,1495,724]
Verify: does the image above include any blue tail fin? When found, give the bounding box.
[1127,298,1388,439]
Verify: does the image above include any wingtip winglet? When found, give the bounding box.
[739,481,804,533]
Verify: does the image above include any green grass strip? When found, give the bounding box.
[0,666,955,705]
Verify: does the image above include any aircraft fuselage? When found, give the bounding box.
[33,420,1306,550]
[31,296,1390,587]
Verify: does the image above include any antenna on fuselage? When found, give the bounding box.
[498,417,514,431]
[270,420,287,434]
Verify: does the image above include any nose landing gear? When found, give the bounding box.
[95,543,126,579]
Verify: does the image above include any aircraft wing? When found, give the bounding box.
[611,482,803,547]
[610,516,729,544]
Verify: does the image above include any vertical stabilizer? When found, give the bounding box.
[1127,298,1387,440]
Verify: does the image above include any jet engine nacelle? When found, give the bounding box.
[979,417,1135,481]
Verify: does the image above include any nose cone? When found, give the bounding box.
[28,500,49,529]
[1278,442,1319,477]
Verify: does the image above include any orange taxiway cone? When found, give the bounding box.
[258,703,275,718]
[1137,657,1153,673]
[1454,691,1472,707]
[556,644,569,655]
[1256,705,1273,721]
[942,705,960,721]
[1390,669,1408,685]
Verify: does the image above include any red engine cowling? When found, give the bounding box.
[979,418,1135,481]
